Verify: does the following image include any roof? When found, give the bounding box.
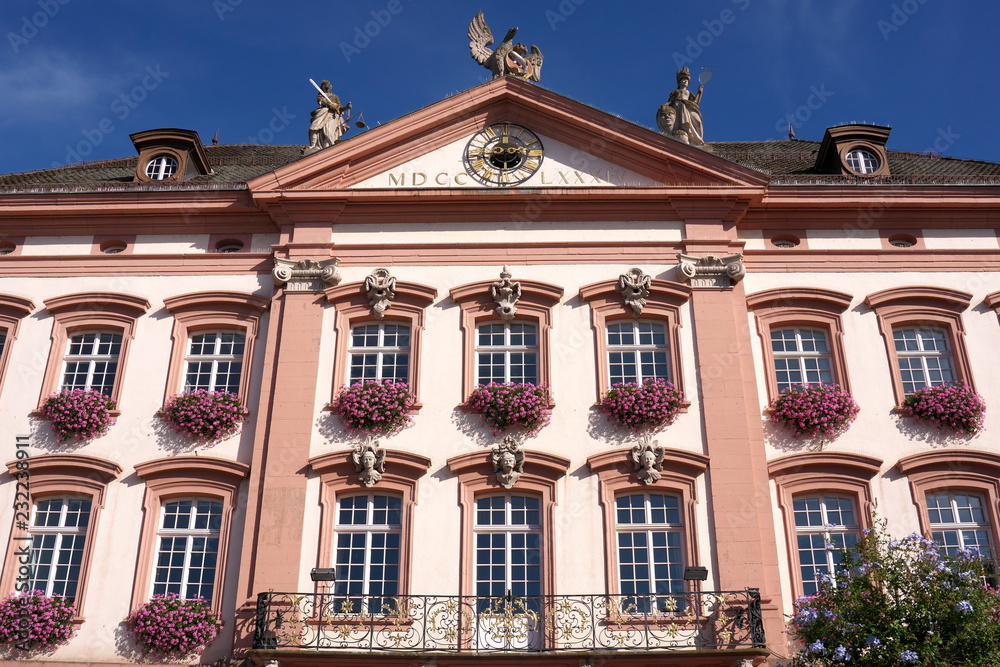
[3,84,1000,192]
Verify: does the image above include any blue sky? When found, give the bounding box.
[1,0,996,175]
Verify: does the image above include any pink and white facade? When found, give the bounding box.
[1,77,999,666]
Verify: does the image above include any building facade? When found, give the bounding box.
[1,76,1000,666]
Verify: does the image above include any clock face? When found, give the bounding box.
[463,123,544,186]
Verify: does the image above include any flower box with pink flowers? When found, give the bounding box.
[769,383,859,439]
[903,381,985,435]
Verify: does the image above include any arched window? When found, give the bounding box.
[348,322,411,384]
[792,495,860,596]
[476,321,538,384]
[615,492,685,611]
[333,493,403,613]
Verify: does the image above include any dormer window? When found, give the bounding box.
[145,155,179,180]
[845,148,880,175]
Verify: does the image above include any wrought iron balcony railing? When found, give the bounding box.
[253,589,765,653]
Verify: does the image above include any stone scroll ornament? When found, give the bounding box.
[272,257,341,292]
[490,266,522,321]
[468,12,544,82]
[365,268,396,319]
[492,435,525,489]
[630,434,665,486]
[352,435,386,487]
[677,253,746,288]
[618,268,651,316]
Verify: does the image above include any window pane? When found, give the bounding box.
[184,331,246,393]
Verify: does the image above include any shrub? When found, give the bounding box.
[161,390,249,443]
[38,388,116,442]
[334,380,416,437]
[786,516,1000,667]
[0,591,76,653]
[466,382,552,436]
[769,383,859,439]
[599,378,686,432]
[904,381,985,435]
[125,594,222,660]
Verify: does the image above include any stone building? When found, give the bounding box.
[1,76,1000,666]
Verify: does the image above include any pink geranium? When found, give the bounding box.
[124,594,222,659]
[904,381,985,435]
[466,382,552,436]
[770,383,859,439]
[334,380,416,437]
[599,378,686,432]
[0,591,76,653]
[38,389,116,442]
[161,390,249,443]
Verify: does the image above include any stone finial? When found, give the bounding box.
[490,266,522,321]
[676,253,745,288]
[351,436,386,487]
[630,434,665,486]
[618,268,651,316]
[491,436,524,489]
[272,257,341,292]
[365,268,396,319]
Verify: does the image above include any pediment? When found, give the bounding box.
[249,78,768,193]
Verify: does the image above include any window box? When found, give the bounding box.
[599,378,686,433]
[37,388,117,442]
[768,383,859,440]
[124,593,222,660]
[333,380,417,437]
[466,382,552,436]
[903,381,985,435]
[0,591,76,654]
[161,389,250,443]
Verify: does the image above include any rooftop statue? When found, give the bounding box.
[304,79,351,155]
[468,12,543,82]
[657,67,709,146]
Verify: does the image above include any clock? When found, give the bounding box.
[463,123,544,186]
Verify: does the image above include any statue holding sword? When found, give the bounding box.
[304,78,352,153]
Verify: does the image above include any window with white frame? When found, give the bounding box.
[475,495,542,609]
[152,499,222,601]
[615,493,684,612]
[183,331,245,393]
[28,497,91,598]
[0,328,6,360]
[476,322,538,384]
[333,494,401,613]
[893,327,954,395]
[61,331,122,395]
[926,492,994,560]
[607,321,670,386]
[793,495,859,596]
[771,327,834,393]
[348,323,410,384]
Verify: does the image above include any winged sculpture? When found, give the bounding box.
[468,12,543,82]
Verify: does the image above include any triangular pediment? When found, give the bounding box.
[249,77,768,193]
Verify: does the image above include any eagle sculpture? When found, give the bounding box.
[468,12,543,82]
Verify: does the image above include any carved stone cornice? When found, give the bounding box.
[272,257,341,292]
[676,253,745,288]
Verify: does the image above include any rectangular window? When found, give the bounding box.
[61,331,122,395]
[607,321,670,385]
[893,327,954,394]
[152,499,222,600]
[334,494,401,614]
[348,323,410,384]
[615,493,684,612]
[793,495,859,596]
[927,492,994,560]
[184,331,245,393]
[476,323,538,385]
[28,497,91,598]
[771,327,833,393]
[475,495,542,604]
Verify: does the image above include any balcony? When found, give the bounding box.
[252,589,765,653]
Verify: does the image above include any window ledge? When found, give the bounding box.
[325,402,424,413]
